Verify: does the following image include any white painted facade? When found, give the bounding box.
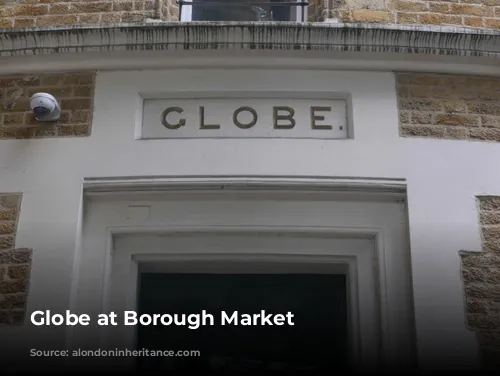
[1,65,498,371]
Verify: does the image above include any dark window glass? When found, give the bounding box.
[137,273,349,371]
[189,0,297,21]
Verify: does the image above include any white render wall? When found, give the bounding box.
[1,67,498,369]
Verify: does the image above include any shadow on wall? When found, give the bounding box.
[0,193,33,326]
[460,196,500,370]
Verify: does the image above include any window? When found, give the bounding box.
[179,0,308,22]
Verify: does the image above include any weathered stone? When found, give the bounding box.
[465,268,500,284]
[0,294,27,309]
[101,13,121,23]
[406,75,441,86]
[467,313,500,331]
[36,15,78,26]
[409,86,432,98]
[400,125,445,138]
[399,111,410,124]
[442,101,467,113]
[469,102,500,116]
[451,4,492,17]
[0,280,29,294]
[429,3,450,13]
[397,13,418,24]
[71,2,113,13]
[0,236,14,250]
[465,283,500,301]
[0,222,15,235]
[0,311,12,325]
[73,86,93,98]
[0,206,18,221]
[0,249,32,264]
[466,299,490,314]
[396,74,500,142]
[480,197,500,212]
[419,14,462,26]
[481,116,500,128]
[435,114,479,127]
[351,10,394,23]
[460,251,500,268]
[411,112,433,125]
[482,227,500,242]
[7,265,29,280]
[481,212,500,226]
[394,0,427,12]
[13,5,49,17]
[121,11,155,22]
[113,1,134,11]
[14,18,35,27]
[0,194,21,210]
[463,268,489,284]
[485,19,500,30]
[445,127,469,140]
[77,14,101,24]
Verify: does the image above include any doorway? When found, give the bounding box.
[136,272,349,371]
[74,181,415,371]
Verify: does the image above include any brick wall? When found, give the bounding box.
[0,71,95,139]
[328,0,500,30]
[0,0,164,28]
[460,196,500,369]
[0,194,32,326]
[396,73,500,142]
[0,0,325,26]
[1,1,500,28]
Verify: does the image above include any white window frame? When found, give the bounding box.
[68,176,415,372]
[180,0,308,22]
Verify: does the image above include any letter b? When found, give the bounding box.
[65,310,79,326]
[124,311,137,325]
[273,107,295,129]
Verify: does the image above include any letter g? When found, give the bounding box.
[31,311,45,326]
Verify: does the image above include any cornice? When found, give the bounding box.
[1,21,499,58]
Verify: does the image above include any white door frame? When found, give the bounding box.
[68,176,415,371]
[108,233,376,370]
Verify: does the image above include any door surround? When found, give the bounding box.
[69,176,415,371]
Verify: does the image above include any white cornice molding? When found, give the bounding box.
[82,175,407,196]
[1,22,500,75]
[1,21,499,57]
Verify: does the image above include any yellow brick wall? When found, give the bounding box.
[0,72,95,139]
[0,193,32,326]
[1,1,499,29]
[329,0,500,30]
[0,0,161,28]
[396,73,500,142]
[460,197,500,369]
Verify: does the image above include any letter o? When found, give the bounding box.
[161,315,173,326]
[52,314,64,325]
[140,314,152,326]
[233,107,257,129]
